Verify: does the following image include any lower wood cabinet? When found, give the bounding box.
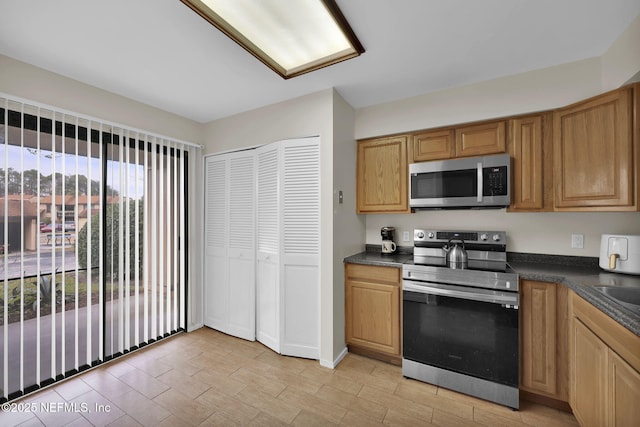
[345,263,401,364]
[519,280,569,408]
[572,318,609,426]
[569,291,640,426]
[608,348,640,426]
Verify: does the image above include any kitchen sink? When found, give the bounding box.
[593,286,640,312]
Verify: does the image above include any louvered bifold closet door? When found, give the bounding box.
[204,156,228,330]
[203,150,256,340]
[280,137,320,359]
[256,144,280,352]
[226,151,255,340]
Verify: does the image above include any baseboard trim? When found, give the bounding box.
[320,346,348,369]
[347,344,402,366]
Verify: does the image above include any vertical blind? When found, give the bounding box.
[0,94,197,402]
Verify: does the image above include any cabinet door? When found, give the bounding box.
[571,319,608,427]
[521,280,557,395]
[455,121,506,157]
[553,88,633,209]
[345,279,400,355]
[412,129,455,162]
[356,136,410,213]
[509,115,550,211]
[608,350,640,427]
[345,264,401,358]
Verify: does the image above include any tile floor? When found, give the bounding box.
[0,327,580,426]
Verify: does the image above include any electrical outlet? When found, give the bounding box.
[571,234,584,249]
[403,231,410,242]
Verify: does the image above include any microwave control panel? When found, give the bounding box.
[483,166,508,196]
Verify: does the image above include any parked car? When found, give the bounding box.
[40,222,74,233]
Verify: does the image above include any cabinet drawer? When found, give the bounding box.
[345,263,400,284]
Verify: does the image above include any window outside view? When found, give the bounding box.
[0,103,186,401]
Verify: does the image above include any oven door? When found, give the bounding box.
[402,280,519,388]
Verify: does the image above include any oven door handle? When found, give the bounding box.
[403,280,519,306]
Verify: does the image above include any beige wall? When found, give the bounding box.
[203,89,359,367]
[354,58,602,140]
[602,14,640,90]
[0,54,206,331]
[354,17,640,257]
[331,90,366,362]
[0,55,203,144]
[203,90,333,154]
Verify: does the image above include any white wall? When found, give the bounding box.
[354,17,640,257]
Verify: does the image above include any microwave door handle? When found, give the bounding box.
[477,162,483,202]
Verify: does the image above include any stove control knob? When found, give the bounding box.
[416,231,424,239]
[480,233,488,241]
[427,232,435,239]
[492,234,501,242]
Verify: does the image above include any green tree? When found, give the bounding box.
[77,201,143,280]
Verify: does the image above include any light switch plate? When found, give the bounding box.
[571,234,584,249]
[402,231,410,242]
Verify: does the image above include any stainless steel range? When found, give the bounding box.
[402,229,520,409]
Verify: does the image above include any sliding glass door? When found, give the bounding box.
[0,97,189,402]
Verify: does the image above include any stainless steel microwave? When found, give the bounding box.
[409,153,511,209]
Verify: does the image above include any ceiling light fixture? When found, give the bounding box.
[180,0,365,79]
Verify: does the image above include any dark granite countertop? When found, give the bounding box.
[510,259,640,337]
[344,248,640,337]
[343,246,413,267]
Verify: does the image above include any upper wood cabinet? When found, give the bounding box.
[356,135,410,213]
[455,120,506,157]
[412,129,455,162]
[508,114,553,212]
[553,86,636,210]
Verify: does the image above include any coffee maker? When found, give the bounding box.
[381,226,397,254]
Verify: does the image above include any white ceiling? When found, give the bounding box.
[1,0,639,124]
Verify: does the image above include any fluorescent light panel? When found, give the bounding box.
[181,0,364,78]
